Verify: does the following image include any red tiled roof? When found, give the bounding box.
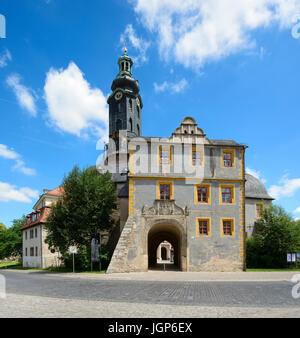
[47,186,64,196]
[21,207,51,231]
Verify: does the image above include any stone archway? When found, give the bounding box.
[147,220,187,271]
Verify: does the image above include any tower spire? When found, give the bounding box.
[124,40,127,55]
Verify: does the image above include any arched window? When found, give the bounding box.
[129,98,132,112]
[129,118,133,132]
[118,103,122,112]
[125,62,129,71]
[137,124,140,136]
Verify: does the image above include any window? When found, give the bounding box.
[256,203,264,218]
[157,181,173,200]
[129,98,132,112]
[35,228,38,238]
[25,231,27,240]
[160,184,170,200]
[35,247,38,256]
[118,103,122,113]
[30,247,34,256]
[220,185,235,204]
[137,124,140,136]
[159,146,173,165]
[30,229,34,239]
[195,184,210,204]
[129,118,133,132]
[221,150,235,168]
[137,105,140,118]
[36,212,40,221]
[221,218,235,236]
[25,248,27,256]
[31,214,35,222]
[192,148,203,166]
[196,218,211,236]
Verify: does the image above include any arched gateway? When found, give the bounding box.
[148,223,181,269]
[106,200,188,273]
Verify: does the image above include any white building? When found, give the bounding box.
[21,187,63,268]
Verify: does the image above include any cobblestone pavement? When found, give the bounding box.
[0,270,299,318]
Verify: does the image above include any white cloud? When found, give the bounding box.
[131,0,300,68]
[293,206,300,214]
[269,175,300,199]
[154,78,188,93]
[0,182,38,203]
[120,24,150,65]
[0,144,36,176]
[0,144,19,160]
[0,49,11,68]
[6,74,37,116]
[246,167,267,183]
[44,62,108,140]
[12,160,36,176]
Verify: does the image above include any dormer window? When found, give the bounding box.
[32,214,35,222]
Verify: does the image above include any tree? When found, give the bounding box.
[0,223,6,231]
[45,166,117,269]
[0,216,25,259]
[246,205,300,268]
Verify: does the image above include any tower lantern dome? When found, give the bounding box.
[117,47,133,77]
[107,47,143,139]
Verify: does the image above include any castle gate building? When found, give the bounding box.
[100,49,252,273]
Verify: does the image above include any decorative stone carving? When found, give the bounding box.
[142,200,188,216]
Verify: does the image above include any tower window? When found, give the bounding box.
[129,118,133,132]
[118,103,122,113]
[129,99,132,112]
[137,124,140,136]
[137,105,140,118]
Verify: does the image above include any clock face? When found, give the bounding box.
[115,91,123,101]
[136,97,140,107]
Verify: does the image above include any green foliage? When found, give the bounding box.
[0,216,25,259]
[62,244,111,271]
[246,205,300,268]
[0,223,6,231]
[45,166,116,269]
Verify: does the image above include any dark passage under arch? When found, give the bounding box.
[148,223,181,270]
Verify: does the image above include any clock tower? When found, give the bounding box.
[107,47,143,140]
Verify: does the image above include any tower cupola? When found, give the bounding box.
[107,47,143,139]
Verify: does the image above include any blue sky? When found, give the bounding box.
[1,0,300,227]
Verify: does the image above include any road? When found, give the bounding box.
[0,270,299,317]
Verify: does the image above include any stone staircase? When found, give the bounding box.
[106,215,139,273]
